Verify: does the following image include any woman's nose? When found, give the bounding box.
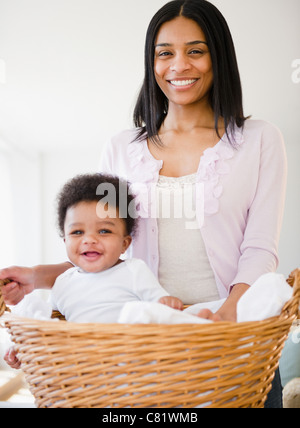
[170,53,192,73]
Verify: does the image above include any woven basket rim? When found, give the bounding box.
[1,268,299,328]
[0,310,296,337]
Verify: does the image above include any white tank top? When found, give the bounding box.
[156,174,220,304]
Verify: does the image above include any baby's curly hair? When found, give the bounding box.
[57,173,138,237]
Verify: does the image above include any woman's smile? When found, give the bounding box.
[168,78,199,89]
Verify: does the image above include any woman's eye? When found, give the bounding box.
[189,49,204,55]
[157,51,172,57]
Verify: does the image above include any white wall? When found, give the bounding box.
[0,0,299,277]
[41,147,101,264]
[0,136,42,267]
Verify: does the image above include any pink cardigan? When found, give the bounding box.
[99,120,287,298]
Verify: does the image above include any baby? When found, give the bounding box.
[3,173,182,369]
[51,173,183,322]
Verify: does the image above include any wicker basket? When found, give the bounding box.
[0,279,11,316]
[0,270,299,408]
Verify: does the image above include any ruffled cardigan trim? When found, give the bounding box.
[127,129,245,217]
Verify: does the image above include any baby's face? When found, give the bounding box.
[64,201,132,273]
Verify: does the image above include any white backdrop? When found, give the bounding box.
[0,0,299,276]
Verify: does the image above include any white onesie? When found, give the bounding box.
[50,258,169,323]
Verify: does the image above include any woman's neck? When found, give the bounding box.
[161,101,216,135]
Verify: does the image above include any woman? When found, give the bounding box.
[1,0,287,407]
[98,0,287,321]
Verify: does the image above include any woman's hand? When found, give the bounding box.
[197,308,224,322]
[0,266,35,306]
[197,283,250,322]
[0,262,72,306]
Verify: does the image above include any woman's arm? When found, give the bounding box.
[231,123,287,286]
[217,283,250,321]
[206,124,287,322]
[0,262,72,305]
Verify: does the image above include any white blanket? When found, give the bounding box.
[9,272,293,325]
[119,273,293,324]
[237,272,293,322]
[10,291,53,320]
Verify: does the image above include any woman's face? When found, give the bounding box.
[154,16,213,108]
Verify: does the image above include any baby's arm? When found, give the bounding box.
[130,260,184,310]
[158,296,183,311]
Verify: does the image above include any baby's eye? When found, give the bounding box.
[99,229,112,235]
[71,230,83,235]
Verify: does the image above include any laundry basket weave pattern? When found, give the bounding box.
[0,269,299,408]
[0,279,11,317]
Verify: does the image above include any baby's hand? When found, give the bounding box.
[159,296,183,311]
[4,348,21,370]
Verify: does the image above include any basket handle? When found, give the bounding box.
[0,279,12,317]
[281,268,300,320]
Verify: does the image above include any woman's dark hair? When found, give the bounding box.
[133,0,247,145]
[57,173,137,237]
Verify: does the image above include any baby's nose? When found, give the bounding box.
[83,233,98,243]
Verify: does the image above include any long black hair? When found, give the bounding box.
[133,0,247,145]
